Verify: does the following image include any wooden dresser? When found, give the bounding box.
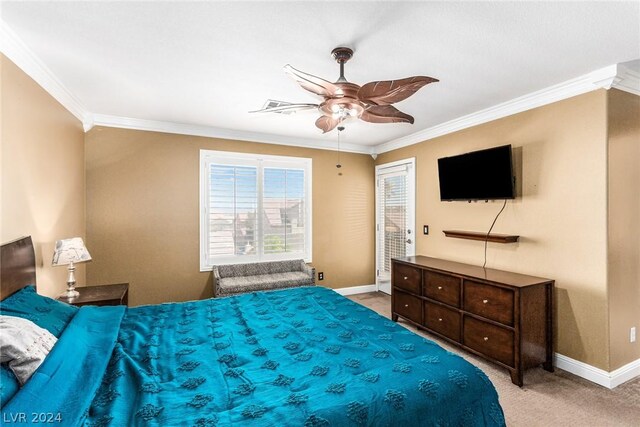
[391,256,554,386]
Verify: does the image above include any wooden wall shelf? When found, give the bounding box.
[443,230,519,243]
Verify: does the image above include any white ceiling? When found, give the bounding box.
[1,1,639,151]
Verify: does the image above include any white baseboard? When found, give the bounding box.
[609,358,640,388]
[333,284,377,296]
[555,353,640,389]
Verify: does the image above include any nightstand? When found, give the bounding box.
[57,283,129,307]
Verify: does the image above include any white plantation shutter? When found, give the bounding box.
[377,165,408,280]
[200,151,312,270]
[208,164,258,258]
[263,168,306,255]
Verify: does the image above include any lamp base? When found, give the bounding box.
[61,289,80,299]
[62,262,79,299]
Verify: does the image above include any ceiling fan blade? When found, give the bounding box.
[358,76,438,106]
[284,64,339,98]
[315,115,340,133]
[360,105,415,124]
[250,103,319,114]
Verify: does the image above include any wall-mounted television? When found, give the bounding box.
[438,145,515,201]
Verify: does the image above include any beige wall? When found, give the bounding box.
[1,55,86,297]
[607,89,640,370]
[5,48,634,373]
[376,91,611,369]
[85,127,375,306]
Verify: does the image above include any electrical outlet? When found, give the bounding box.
[318,272,324,281]
[423,225,429,235]
[631,327,636,343]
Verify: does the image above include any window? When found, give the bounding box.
[200,150,312,270]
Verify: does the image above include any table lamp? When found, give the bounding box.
[52,237,92,298]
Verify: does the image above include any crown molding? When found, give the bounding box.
[374,64,620,154]
[2,14,634,156]
[89,114,374,155]
[0,18,91,128]
[614,63,640,96]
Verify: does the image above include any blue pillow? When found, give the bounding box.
[0,286,77,337]
[0,365,19,407]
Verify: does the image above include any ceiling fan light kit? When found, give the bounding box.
[253,47,439,133]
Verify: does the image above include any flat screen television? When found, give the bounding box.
[438,145,515,201]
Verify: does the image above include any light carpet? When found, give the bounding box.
[348,292,640,426]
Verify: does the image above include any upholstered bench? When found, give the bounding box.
[213,259,315,297]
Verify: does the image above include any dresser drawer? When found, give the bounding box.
[393,263,422,294]
[424,301,461,342]
[464,280,514,326]
[463,316,514,367]
[393,290,422,324]
[424,271,461,307]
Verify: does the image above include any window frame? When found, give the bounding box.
[199,149,312,271]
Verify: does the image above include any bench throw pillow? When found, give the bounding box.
[0,315,57,385]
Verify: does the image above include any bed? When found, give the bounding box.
[1,236,505,426]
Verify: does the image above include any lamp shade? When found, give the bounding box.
[51,237,92,266]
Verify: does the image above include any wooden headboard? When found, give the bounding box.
[1,236,36,300]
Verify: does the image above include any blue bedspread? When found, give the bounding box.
[4,287,505,426]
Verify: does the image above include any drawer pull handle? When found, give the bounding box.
[483,336,489,341]
[437,286,443,290]
[404,304,409,308]
[438,318,443,322]
[404,276,408,280]
[482,299,489,304]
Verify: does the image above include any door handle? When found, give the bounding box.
[406,239,412,244]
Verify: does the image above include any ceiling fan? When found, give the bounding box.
[252,47,439,133]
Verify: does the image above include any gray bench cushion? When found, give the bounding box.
[219,272,312,294]
[217,259,305,277]
[213,259,315,297]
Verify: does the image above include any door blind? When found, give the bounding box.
[377,171,408,278]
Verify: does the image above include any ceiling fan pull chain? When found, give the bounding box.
[336,124,345,170]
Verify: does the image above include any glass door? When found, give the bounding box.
[375,158,416,294]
